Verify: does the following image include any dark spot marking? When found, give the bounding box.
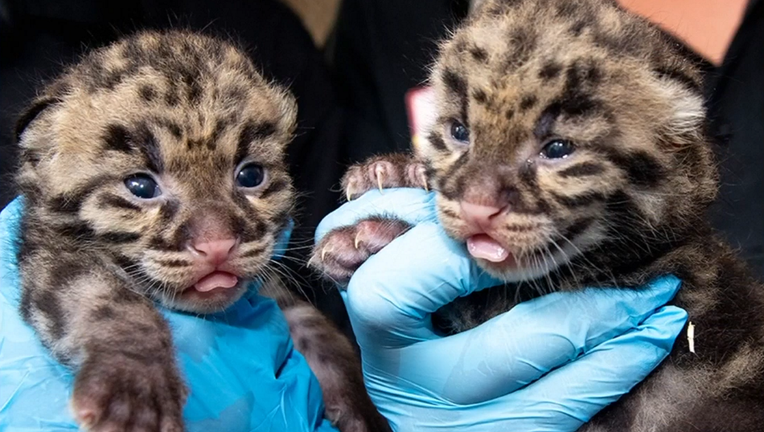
[440,153,471,200]
[593,30,643,57]
[533,196,552,215]
[442,70,468,100]
[518,160,537,188]
[134,123,164,173]
[551,191,607,208]
[653,67,701,91]
[211,117,230,144]
[237,121,277,163]
[155,118,182,139]
[534,95,604,139]
[239,245,267,259]
[539,62,563,80]
[561,217,594,239]
[259,178,289,199]
[554,1,579,17]
[156,259,189,267]
[505,28,538,71]
[49,196,82,215]
[470,47,489,62]
[99,231,141,244]
[472,89,488,105]
[165,86,180,106]
[158,201,179,224]
[103,124,132,154]
[427,131,448,152]
[242,220,267,242]
[92,305,116,321]
[519,95,538,111]
[186,138,203,150]
[570,20,588,36]
[35,289,65,340]
[533,107,559,139]
[114,254,138,272]
[439,207,460,219]
[47,173,114,215]
[558,162,606,178]
[606,150,666,188]
[505,109,515,121]
[224,86,248,103]
[565,59,603,90]
[54,222,96,240]
[98,193,140,212]
[139,85,157,102]
[148,235,173,251]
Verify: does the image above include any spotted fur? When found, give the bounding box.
[15,30,388,432]
[312,1,764,430]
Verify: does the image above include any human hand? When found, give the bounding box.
[314,188,688,431]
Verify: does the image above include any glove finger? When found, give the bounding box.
[486,305,688,430]
[379,276,682,404]
[345,222,503,346]
[315,188,436,243]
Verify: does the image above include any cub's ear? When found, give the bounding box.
[275,89,299,144]
[651,73,706,148]
[14,97,61,143]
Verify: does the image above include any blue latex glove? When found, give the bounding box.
[315,188,688,432]
[0,197,337,432]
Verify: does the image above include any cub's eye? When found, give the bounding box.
[540,140,575,159]
[236,163,265,188]
[449,121,470,143]
[124,174,161,199]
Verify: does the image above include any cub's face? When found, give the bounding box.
[419,0,716,282]
[17,31,297,313]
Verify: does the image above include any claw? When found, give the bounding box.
[354,232,361,249]
[321,247,330,261]
[374,164,385,193]
[307,252,317,268]
[420,172,429,192]
[346,188,353,202]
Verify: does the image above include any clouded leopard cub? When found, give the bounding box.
[311,0,764,430]
[15,30,389,432]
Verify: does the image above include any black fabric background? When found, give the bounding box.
[1,0,762,338]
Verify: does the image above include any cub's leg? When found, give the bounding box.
[311,154,427,283]
[261,281,392,432]
[19,253,186,432]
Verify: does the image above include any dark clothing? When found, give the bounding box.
[704,0,764,278]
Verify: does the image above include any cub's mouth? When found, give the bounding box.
[463,231,578,282]
[176,270,248,311]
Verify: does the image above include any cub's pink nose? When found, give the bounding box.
[191,238,238,266]
[460,202,505,228]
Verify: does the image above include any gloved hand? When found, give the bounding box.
[0,197,336,432]
[315,188,688,432]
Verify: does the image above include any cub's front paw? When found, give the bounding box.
[72,353,187,432]
[342,154,429,201]
[311,217,412,285]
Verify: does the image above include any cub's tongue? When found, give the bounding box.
[193,271,238,292]
[467,234,509,262]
